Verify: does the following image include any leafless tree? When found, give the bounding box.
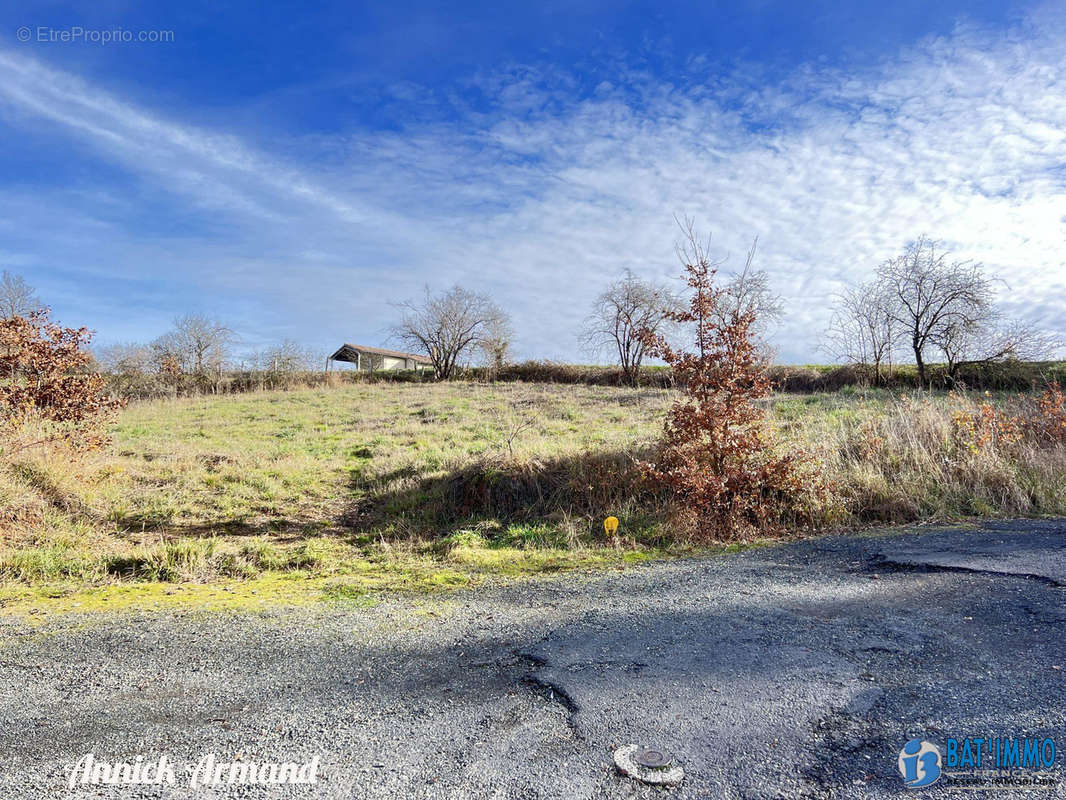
[479,316,513,374]
[582,269,679,386]
[96,342,154,375]
[252,339,317,373]
[152,314,236,378]
[672,218,780,363]
[94,341,157,396]
[875,235,995,386]
[832,235,1059,386]
[935,314,1059,384]
[493,399,536,458]
[714,238,783,341]
[823,283,896,384]
[0,271,43,319]
[392,286,509,380]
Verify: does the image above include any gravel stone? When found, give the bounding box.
[1,518,1063,798]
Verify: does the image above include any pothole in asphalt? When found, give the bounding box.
[614,744,684,786]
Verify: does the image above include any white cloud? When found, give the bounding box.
[0,9,1064,363]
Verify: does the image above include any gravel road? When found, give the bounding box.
[1,519,1064,799]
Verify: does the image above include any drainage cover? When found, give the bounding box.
[614,744,684,787]
[632,748,672,769]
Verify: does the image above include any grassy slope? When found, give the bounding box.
[3,382,1064,617]
[0,384,679,616]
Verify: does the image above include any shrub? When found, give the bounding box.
[1030,381,1066,445]
[822,389,1066,523]
[0,310,121,455]
[640,233,823,540]
[950,393,1023,454]
[485,360,674,387]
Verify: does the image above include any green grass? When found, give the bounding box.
[0,384,680,614]
[0,540,686,621]
[97,383,672,533]
[2,381,1064,616]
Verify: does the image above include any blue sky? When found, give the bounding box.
[0,0,1064,363]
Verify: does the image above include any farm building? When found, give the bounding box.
[326,343,433,373]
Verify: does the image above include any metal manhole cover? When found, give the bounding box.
[614,745,684,787]
[632,748,672,769]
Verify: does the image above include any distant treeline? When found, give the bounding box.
[486,360,1066,391]
[102,359,1066,400]
[767,361,1066,393]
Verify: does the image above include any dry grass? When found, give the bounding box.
[789,390,1066,521]
[1,382,1064,609]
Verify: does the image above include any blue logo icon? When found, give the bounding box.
[899,739,942,788]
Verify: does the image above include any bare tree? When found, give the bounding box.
[94,341,157,396]
[254,339,317,373]
[833,235,1058,386]
[582,269,679,386]
[152,314,236,378]
[96,342,154,375]
[876,235,995,386]
[823,283,896,384]
[479,316,513,374]
[0,271,43,320]
[392,286,509,380]
[671,218,779,363]
[714,238,783,342]
[492,399,536,458]
[935,314,1059,384]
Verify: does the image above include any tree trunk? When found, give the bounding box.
[945,358,959,387]
[912,339,926,387]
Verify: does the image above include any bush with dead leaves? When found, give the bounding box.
[0,310,121,455]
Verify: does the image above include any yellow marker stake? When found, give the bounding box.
[603,516,619,537]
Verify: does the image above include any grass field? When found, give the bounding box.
[0,384,676,615]
[2,381,1064,616]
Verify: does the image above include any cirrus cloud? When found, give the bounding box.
[0,7,1063,362]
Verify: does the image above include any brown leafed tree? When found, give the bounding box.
[640,222,810,540]
[392,285,509,380]
[0,310,120,453]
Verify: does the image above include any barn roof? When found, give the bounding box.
[329,343,433,364]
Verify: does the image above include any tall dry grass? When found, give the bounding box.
[789,390,1066,523]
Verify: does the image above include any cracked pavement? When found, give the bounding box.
[1,519,1064,798]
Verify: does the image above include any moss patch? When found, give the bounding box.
[0,544,667,621]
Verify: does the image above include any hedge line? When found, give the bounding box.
[102,359,1066,400]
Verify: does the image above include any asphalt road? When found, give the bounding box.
[1,519,1064,799]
